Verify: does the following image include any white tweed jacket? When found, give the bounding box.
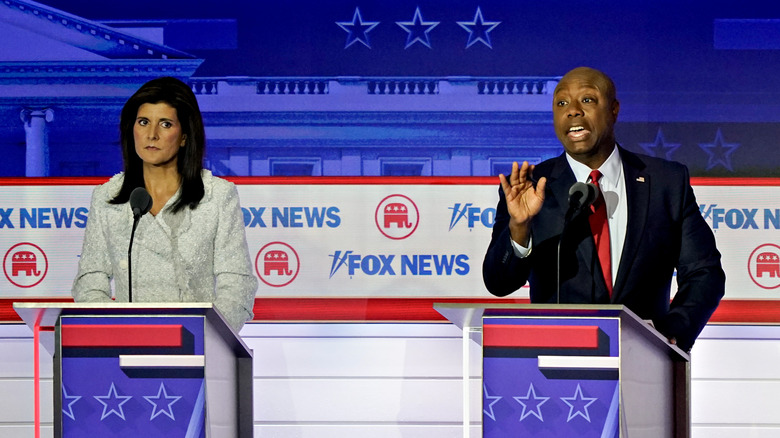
[72,170,258,331]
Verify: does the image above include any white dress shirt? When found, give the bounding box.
[511,146,628,288]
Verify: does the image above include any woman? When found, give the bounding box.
[72,77,257,331]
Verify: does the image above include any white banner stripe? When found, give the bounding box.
[538,355,619,370]
[119,354,205,368]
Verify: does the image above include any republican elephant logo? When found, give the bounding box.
[12,251,40,277]
[264,250,293,276]
[375,194,419,240]
[748,244,780,290]
[3,242,48,288]
[755,252,780,278]
[256,242,300,288]
[383,203,412,228]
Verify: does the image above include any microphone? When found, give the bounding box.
[557,181,598,303]
[128,187,152,302]
[565,182,598,221]
[130,187,153,218]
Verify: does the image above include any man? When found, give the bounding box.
[482,66,724,352]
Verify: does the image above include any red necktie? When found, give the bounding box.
[588,170,612,297]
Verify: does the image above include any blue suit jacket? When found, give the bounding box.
[482,147,725,351]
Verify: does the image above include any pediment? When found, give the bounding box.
[0,0,196,61]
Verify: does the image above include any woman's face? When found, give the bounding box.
[133,102,186,169]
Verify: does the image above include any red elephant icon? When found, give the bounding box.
[12,251,40,277]
[264,250,293,276]
[383,203,412,228]
[756,252,780,278]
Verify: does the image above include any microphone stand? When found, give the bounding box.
[127,186,152,303]
[128,214,141,302]
[557,208,578,304]
[557,182,597,303]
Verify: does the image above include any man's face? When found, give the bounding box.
[552,69,619,166]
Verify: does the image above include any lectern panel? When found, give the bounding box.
[482,316,621,438]
[57,315,207,438]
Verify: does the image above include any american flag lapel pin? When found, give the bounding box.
[636,176,645,182]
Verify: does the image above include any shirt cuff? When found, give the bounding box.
[510,235,532,258]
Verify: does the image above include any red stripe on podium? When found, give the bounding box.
[61,324,183,347]
[483,324,600,349]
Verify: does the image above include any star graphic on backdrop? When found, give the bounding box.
[336,7,379,49]
[457,7,501,49]
[483,384,503,421]
[396,7,439,49]
[698,128,739,171]
[513,383,549,422]
[144,382,182,421]
[560,384,598,422]
[639,128,681,160]
[61,386,81,421]
[94,382,132,421]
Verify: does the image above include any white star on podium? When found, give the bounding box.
[560,384,598,422]
[144,382,182,421]
[94,382,132,421]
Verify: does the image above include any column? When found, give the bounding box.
[20,108,54,177]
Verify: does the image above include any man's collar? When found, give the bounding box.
[565,145,622,189]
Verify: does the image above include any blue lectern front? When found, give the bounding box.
[435,303,690,438]
[14,302,253,438]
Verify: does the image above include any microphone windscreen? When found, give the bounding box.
[130,187,153,218]
[568,182,598,210]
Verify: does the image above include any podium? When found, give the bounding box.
[434,303,690,438]
[13,302,253,438]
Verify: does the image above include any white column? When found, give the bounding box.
[20,108,54,177]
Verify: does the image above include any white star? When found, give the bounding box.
[336,7,379,49]
[457,7,501,49]
[94,383,132,421]
[560,384,598,422]
[483,384,503,421]
[61,386,81,421]
[396,7,439,49]
[514,383,549,422]
[144,382,181,421]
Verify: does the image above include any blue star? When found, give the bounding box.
[61,386,81,421]
[699,128,740,171]
[513,383,549,422]
[94,382,132,421]
[396,7,439,49]
[483,384,503,421]
[457,7,501,49]
[560,384,598,422]
[640,128,681,160]
[144,382,182,421]
[336,7,379,49]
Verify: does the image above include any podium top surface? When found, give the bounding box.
[12,302,251,356]
[13,302,217,329]
[433,302,690,361]
[433,303,628,329]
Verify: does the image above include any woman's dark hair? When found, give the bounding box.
[110,76,205,213]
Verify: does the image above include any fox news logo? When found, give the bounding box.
[242,206,340,228]
[699,205,780,230]
[0,207,88,229]
[448,203,495,230]
[328,250,469,278]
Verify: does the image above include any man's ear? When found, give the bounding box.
[612,99,620,122]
